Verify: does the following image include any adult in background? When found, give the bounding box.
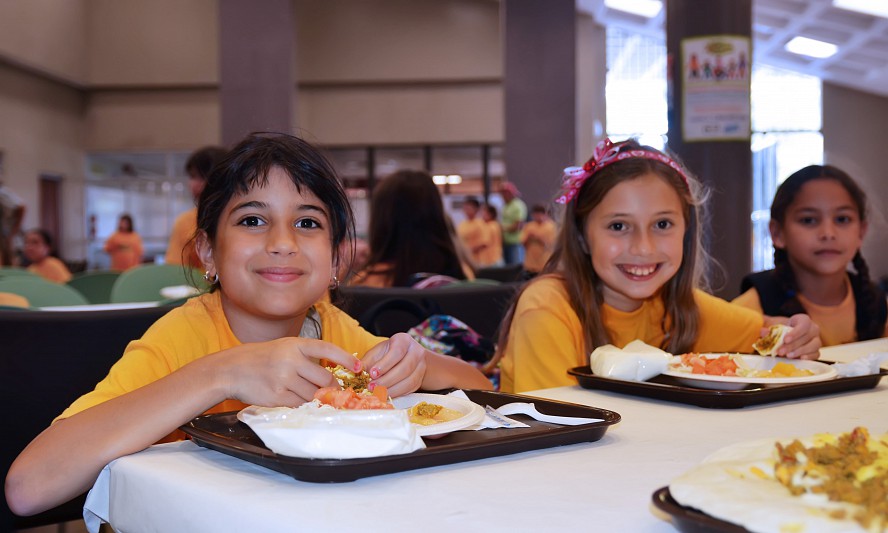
[0,179,25,266]
[165,146,227,268]
[103,213,144,271]
[500,182,527,265]
[479,203,503,267]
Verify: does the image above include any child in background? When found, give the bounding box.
[103,213,144,271]
[23,229,71,283]
[491,138,821,393]
[456,196,490,266]
[520,204,558,275]
[479,203,503,267]
[6,133,492,517]
[733,165,887,346]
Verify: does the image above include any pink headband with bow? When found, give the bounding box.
[555,138,690,204]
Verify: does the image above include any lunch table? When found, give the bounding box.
[83,340,888,532]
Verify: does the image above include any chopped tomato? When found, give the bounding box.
[313,386,393,410]
[679,353,738,376]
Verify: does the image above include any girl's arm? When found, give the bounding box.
[361,333,493,397]
[5,339,358,517]
[763,314,821,360]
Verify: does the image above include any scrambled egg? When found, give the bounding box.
[773,427,888,531]
[326,364,371,392]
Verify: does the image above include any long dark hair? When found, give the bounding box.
[196,132,355,273]
[769,164,882,339]
[364,170,467,287]
[492,140,707,368]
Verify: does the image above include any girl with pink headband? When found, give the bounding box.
[490,138,822,393]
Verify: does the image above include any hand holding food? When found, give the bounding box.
[360,333,429,398]
[761,314,821,359]
[216,337,360,408]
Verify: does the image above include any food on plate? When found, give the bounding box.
[670,427,888,533]
[313,386,392,410]
[774,427,887,530]
[406,401,464,426]
[672,353,813,378]
[753,324,792,356]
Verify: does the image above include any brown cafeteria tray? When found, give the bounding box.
[652,486,748,532]
[568,365,886,409]
[180,389,621,483]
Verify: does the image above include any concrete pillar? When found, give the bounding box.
[666,0,753,298]
[219,0,295,146]
[503,0,577,209]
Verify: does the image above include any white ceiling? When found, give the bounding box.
[580,0,888,98]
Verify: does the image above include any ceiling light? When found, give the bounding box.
[784,36,838,59]
[833,0,888,19]
[604,0,662,18]
[432,175,447,185]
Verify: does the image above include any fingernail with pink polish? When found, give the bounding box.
[353,360,362,373]
[368,382,376,392]
[370,367,380,379]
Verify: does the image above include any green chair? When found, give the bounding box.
[110,264,207,303]
[0,278,89,307]
[0,267,42,280]
[66,270,122,304]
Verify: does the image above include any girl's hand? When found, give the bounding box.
[763,314,821,360]
[214,338,360,407]
[361,333,428,397]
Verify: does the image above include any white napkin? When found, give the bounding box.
[237,403,425,459]
[447,390,530,429]
[831,352,888,377]
[589,339,672,381]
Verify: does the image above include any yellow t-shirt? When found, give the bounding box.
[500,276,764,393]
[58,291,385,423]
[457,217,490,265]
[520,219,557,273]
[732,278,888,346]
[27,256,72,283]
[165,208,201,268]
[104,231,144,271]
[479,221,503,267]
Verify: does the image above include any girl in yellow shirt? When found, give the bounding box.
[23,228,72,283]
[493,138,822,393]
[733,165,887,346]
[7,133,491,518]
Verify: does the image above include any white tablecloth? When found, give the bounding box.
[84,341,888,532]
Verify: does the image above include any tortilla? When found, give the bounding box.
[753,324,792,356]
[670,432,887,533]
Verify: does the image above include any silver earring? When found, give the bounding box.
[204,271,219,284]
[329,275,340,289]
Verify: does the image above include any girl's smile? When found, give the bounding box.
[198,166,334,342]
[584,172,686,312]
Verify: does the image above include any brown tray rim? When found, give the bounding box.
[568,364,886,409]
[181,389,621,483]
[652,486,749,532]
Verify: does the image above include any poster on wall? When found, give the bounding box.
[681,35,751,142]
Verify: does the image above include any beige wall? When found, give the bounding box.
[0,63,86,258]
[822,83,888,282]
[0,0,87,84]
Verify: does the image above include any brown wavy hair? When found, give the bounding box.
[490,140,708,369]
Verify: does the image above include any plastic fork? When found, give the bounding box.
[493,402,603,425]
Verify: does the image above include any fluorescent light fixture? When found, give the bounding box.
[604,0,662,18]
[784,36,838,59]
[433,174,462,185]
[833,0,888,19]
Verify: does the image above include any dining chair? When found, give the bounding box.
[474,264,525,283]
[66,270,122,304]
[109,264,206,303]
[0,266,42,280]
[0,277,89,307]
[336,282,521,339]
[0,304,174,531]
